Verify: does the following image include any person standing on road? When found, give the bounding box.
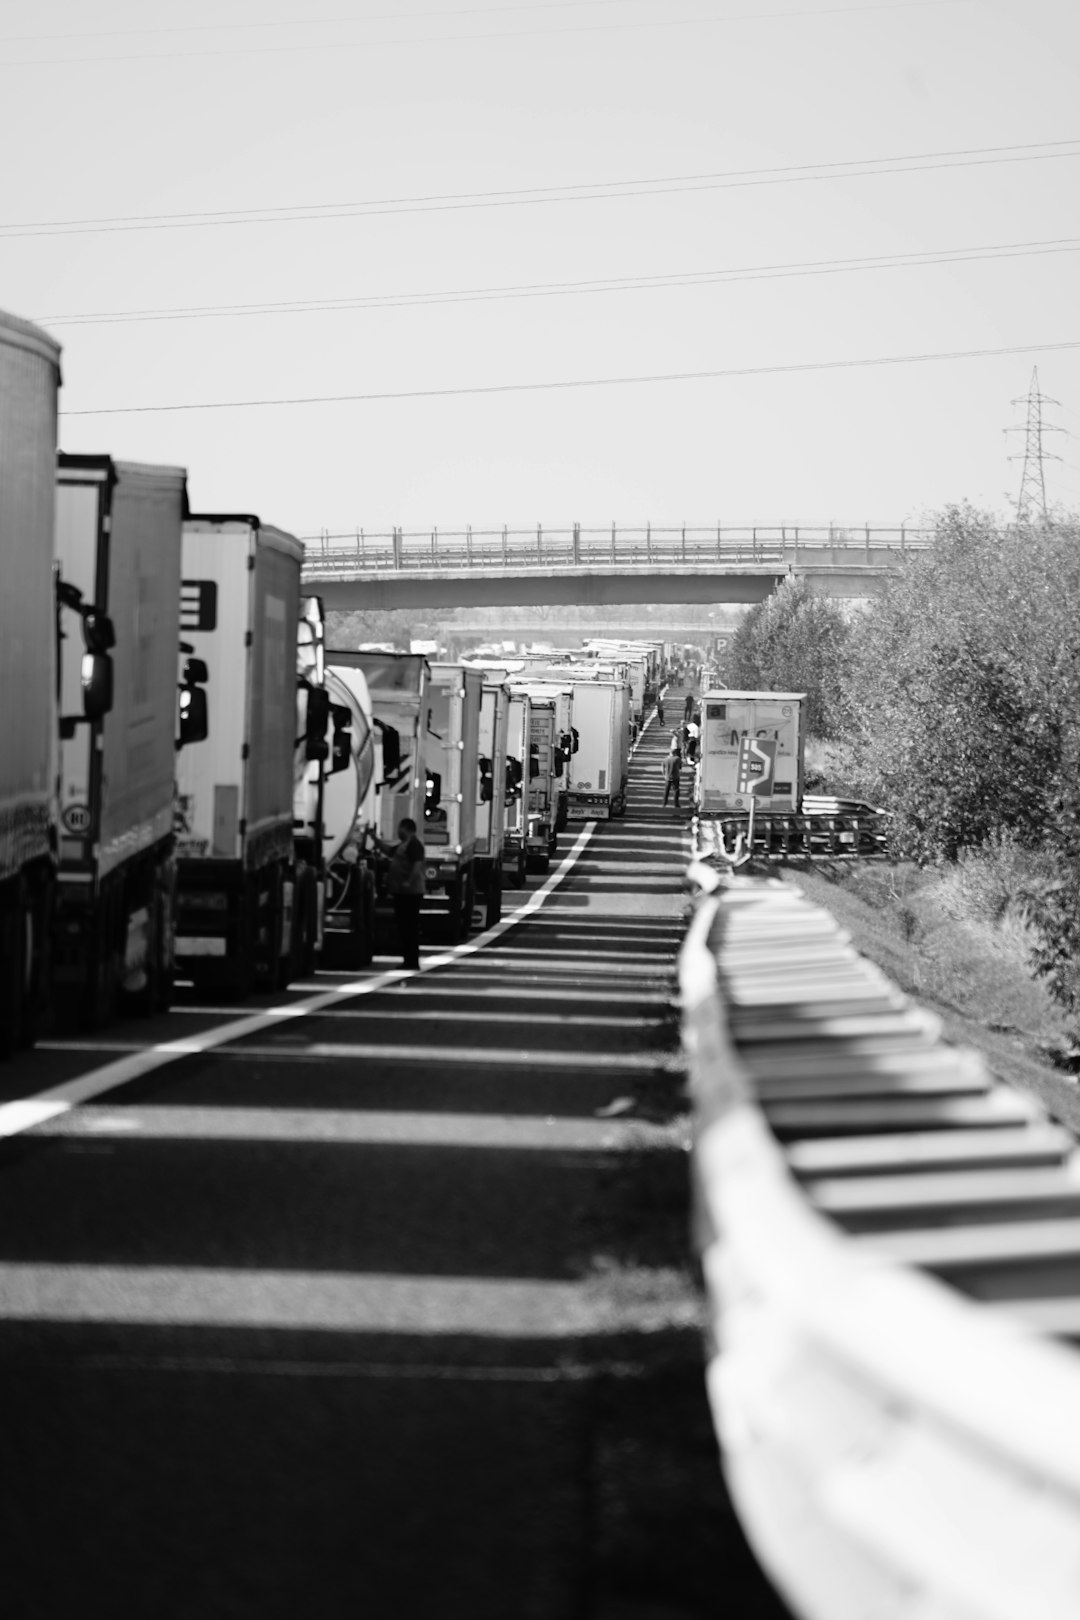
[683,691,695,725]
[656,694,665,726]
[369,817,426,970]
[662,738,683,807]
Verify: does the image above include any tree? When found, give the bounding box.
[723,577,849,738]
[839,503,1080,861]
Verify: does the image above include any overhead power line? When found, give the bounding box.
[0,0,976,44]
[4,137,1076,240]
[0,1,985,65]
[59,338,1080,418]
[35,234,1080,328]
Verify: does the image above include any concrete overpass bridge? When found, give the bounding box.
[301,523,931,611]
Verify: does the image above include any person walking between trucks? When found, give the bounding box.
[662,738,683,807]
[656,694,665,725]
[370,817,426,970]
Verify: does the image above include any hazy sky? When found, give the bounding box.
[4,0,1080,537]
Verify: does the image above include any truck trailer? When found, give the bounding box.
[173,515,312,991]
[0,311,63,1051]
[695,690,806,815]
[556,677,630,822]
[53,454,196,1023]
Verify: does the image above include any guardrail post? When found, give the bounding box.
[646,521,652,562]
[901,523,906,554]
[681,525,686,562]
[573,522,581,566]
[393,527,403,569]
[467,524,473,564]
[717,522,722,561]
[794,527,799,568]
[865,523,871,563]
[752,525,758,561]
[611,522,617,562]
[537,523,542,562]
[502,526,508,565]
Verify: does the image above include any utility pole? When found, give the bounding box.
[1006,367,1063,523]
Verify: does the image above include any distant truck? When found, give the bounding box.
[53,454,201,1024]
[473,676,510,929]
[426,664,483,941]
[558,676,630,823]
[319,660,379,969]
[0,312,64,1051]
[510,681,573,869]
[173,515,319,991]
[694,691,806,815]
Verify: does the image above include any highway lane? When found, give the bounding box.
[0,698,792,1619]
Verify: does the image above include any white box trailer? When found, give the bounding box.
[174,516,306,990]
[696,690,806,814]
[0,311,61,1051]
[54,455,190,1023]
[563,678,629,820]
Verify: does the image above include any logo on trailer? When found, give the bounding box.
[575,779,592,790]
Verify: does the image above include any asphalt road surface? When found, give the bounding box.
[0,694,791,1619]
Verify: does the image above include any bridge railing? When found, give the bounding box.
[300,524,936,575]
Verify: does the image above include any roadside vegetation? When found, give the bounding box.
[718,505,1080,1072]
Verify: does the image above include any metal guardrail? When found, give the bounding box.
[300,524,936,576]
[680,872,1080,1620]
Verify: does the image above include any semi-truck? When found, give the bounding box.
[501,687,532,887]
[173,515,317,991]
[473,676,509,928]
[0,311,64,1052]
[319,659,378,968]
[552,675,630,822]
[509,681,573,870]
[53,454,200,1025]
[426,664,483,941]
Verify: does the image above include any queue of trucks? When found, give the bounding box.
[1,304,687,1054]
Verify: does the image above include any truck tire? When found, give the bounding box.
[443,878,465,944]
[483,865,503,930]
[0,877,26,1057]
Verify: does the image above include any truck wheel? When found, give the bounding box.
[443,879,464,944]
[82,888,120,1030]
[354,868,376,966]
[484,866,503,930]
[0,878,26,1057]
[256,864,286,986]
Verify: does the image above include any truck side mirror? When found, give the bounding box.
[478,756,493,803]
[425,771,442,812]
[375,719,401,777]
[82,652,114,722]
[83,610,115,653]
[303,685,331,760]
[528,743,540,780]
[329,703,352,774]
[553,746,567,778]
[179,684,208,746]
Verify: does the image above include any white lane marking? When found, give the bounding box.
[0,822,597,1142]
[34,1104,678,1149]
[29,1040,668,1070]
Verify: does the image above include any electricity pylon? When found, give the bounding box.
[1006,367,1062,523]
